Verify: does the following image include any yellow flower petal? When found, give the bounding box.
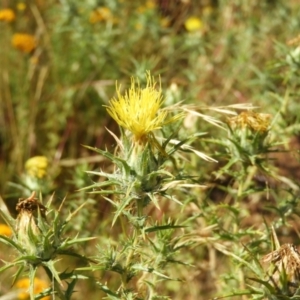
[16,278,50,300]
[106,73,181,142]
[0,224,12,236]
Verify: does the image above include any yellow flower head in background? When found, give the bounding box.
[106,73,182,142]
[0,8,15,22]
[160,16,170,28]
[184,16,203,32]
[146,0,156,9]
[137,0,156,13]
[0,224,12,236]
[89,7,113,24]
[16,278,50,300]
[25,156,48,179]
[228,111,272,133]
[202,6,213,17]
[12,33,36,53]
[17,2,26,11]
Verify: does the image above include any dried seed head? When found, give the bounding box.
[262,243,300,290]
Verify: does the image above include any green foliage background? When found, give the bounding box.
[1,0,300,299]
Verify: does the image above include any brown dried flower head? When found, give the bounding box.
[16,192,46,216]
[262,243,300,288]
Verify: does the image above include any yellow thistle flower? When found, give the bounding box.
[184,16,203,32]
[12,33,36,53]
[25,156,48,179]
[0,223,12,236]
[228,111,272,133]
[106,73,183,142]
[0,8,15,22]
[16,277,50,300]
[89,7,113,24]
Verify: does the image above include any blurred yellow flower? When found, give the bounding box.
[30,55,39,65]
[89,7,113,24]
[146,0,156,9]
[202,6,213,17]
[184,16,203,32]
[17,2,26,11]
[16,278,50,300]
[135,22,143,31]
[160,17,170,28]
[137,6,146,14]
[12,33,36,53]
[0,224,12,236]
[0,8,15,22]
[25,156,48,178]
[287,34,300,46]
[137,1,156,13]
[106,73,183,142]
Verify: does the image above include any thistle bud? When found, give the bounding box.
[16,192,46,256]
[227,111,272,158]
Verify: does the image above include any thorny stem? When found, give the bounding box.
[121,198,145,291]
[120,214,128,238]
[43,265,67,300]
[136,198,144,218]
[237,165,257,197]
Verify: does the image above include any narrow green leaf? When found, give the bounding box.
[96,282,120,298]
[144,224,186,233]
[131,264,172,280]
[112,195,136,226]
[29,265,38,300]
[61,236,96,248]
[11,265,25,288]
[0,261,23,273]
[0,235,24,253]
[43,260,63,286]
[147,193,160,210]
[82,145,131,174]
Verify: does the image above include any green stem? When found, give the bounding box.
[137,198,144,218]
